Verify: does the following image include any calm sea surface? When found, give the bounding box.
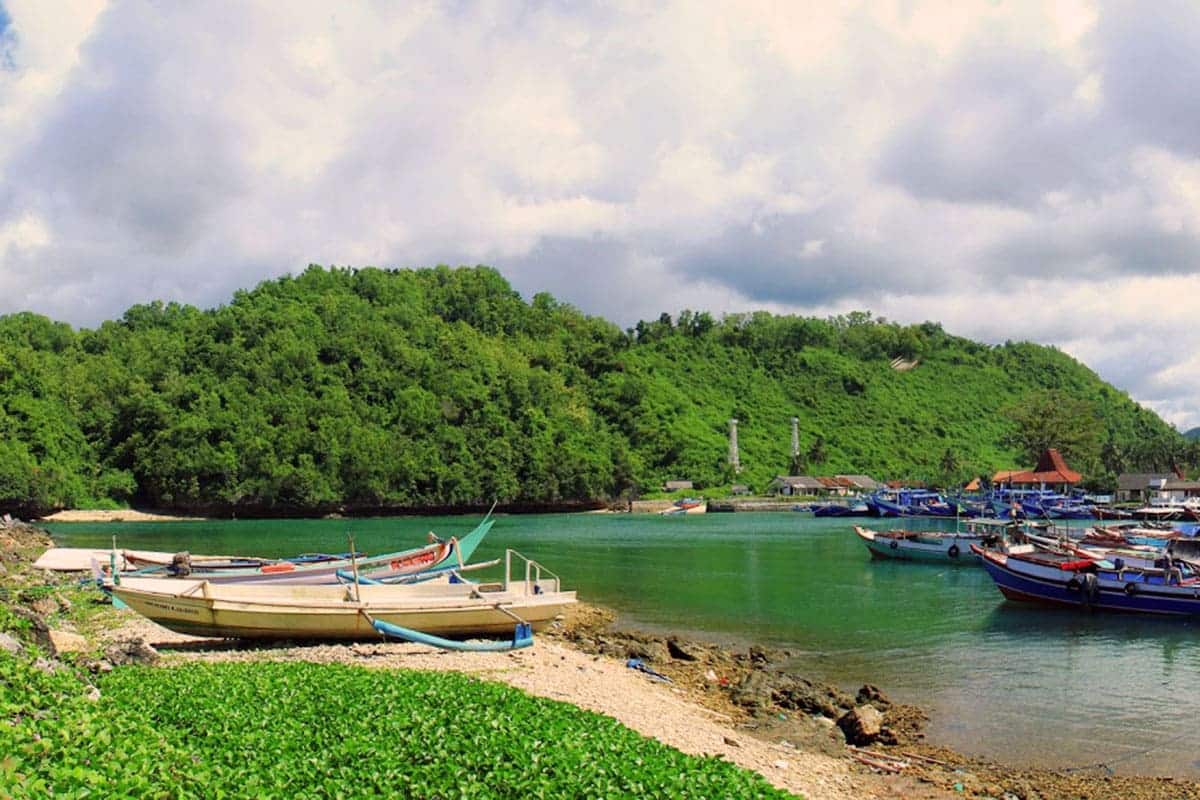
[45,512,1200,777]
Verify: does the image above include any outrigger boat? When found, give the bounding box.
[96,514,493,585]
[110,550,575,641]
[119,550,363,571]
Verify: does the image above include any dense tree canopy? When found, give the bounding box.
[0,265,1188,515]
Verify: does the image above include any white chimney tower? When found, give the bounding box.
[728,418,741,474]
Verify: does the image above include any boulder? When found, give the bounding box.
[837,704,884,745]
[30,597,59,618]
[772,676,855,718]
[0,632,23,655]
[855,684,891,708]
[730,670,772,711]
[666,637,701,661]
[104,637,160,666]
[47,629,89,657]
[625,639,669,664]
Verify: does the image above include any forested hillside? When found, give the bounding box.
[0,265,1189,516]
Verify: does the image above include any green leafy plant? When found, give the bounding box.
[0,656,798,798]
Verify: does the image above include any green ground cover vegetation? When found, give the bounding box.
[0,265,1188,515]
[0,654,794,799]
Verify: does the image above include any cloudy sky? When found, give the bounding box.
[2,1,1200,428]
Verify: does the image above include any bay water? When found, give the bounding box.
[45,512,1200,777]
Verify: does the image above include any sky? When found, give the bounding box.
[1,2,1200,429]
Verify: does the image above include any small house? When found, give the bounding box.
[1115,472,1182,503]
[837,474,881,492]
[663,480,694,493]
[818,476,855,496]
[1160,479,1200,503]
[766,475,824,496]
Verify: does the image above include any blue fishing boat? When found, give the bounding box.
[974,544,1200,615]
[866,488,974,518]
[812,500,869,517]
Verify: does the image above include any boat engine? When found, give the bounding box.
[168,551,192,577]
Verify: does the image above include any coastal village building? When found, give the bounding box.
[992,448,1081,493]
[662,480,694,492]
[767,474,881,496]
[766,475,825,496]
[1159,479,1200,503]
[1115,471,1184,503]
[837,475,882,492]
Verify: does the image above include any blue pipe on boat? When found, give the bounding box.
[372,619,534,651]
[336,569,384,585]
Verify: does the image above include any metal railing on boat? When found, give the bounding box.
[504,549,561,594]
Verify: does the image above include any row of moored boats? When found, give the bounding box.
[35,510,577,649]
[854,518,1200,616]
[798,488,1200,521]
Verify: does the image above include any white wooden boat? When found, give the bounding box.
[110,550,576,640]
[853,525,995,564]
[35,548,239,572]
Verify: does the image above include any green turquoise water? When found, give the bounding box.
[46,512,1200,777]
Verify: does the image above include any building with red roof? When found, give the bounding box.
[991,449,1082,491]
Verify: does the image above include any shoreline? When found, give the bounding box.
[7,521,1200,798]
[38,509,211,523]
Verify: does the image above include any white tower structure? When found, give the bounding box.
[728,418,741,474]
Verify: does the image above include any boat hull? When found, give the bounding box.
[978,550,1200,616]
[854,526,983,564]
[111,577,576,640]
[141,518,493,585]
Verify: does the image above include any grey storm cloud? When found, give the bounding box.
[875,45,1120,208]
[988,223,1200,281]
[9,4,248,254]
[669,212,937,309]
[1095,0,1200,158]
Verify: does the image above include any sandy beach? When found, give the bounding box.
[38,509,209,523]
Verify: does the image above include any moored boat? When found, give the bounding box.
[812,501,869,517]
[101,515,493,585]
[852,525,995,564]
[973,544,1200,615]
[110,550,576,640]
[660,498,706,515]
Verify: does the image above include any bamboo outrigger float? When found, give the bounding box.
[110,550,575,641]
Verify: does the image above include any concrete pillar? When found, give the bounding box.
[729,418,741,474]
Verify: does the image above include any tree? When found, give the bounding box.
[807,436,827,466]
[1002,390,1103,472]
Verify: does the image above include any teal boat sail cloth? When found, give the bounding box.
[454,517,493,565]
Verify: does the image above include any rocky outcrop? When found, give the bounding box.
[47,629,90,657]
[838,704,883,745]
[104,637,160,666]
[548,603,927,749]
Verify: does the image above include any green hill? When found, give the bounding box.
[0,265,1189,515]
